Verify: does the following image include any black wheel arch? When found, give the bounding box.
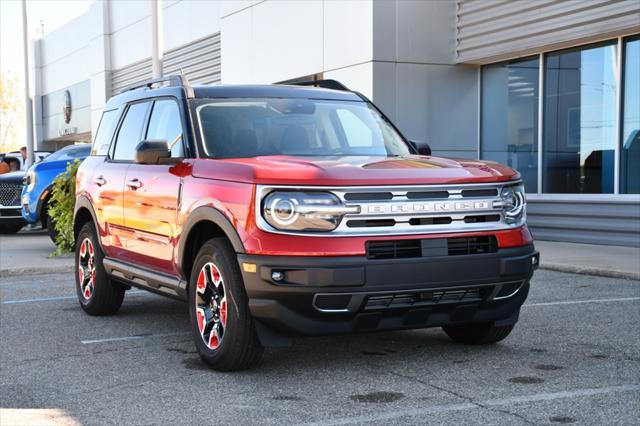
[73,195,103,251]
[178,206,246,282]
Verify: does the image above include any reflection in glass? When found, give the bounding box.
[481,57,539,193]
[543,42,618,193]
[622,36,640,194]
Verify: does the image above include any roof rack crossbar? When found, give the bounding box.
[285,79,350,92]
[121,74,194,98]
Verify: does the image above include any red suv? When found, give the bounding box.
[74,76,538,371]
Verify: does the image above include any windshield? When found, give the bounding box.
[195,98,411,158]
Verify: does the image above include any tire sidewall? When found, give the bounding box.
[188,240,243,363]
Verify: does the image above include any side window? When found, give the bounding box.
[146,99,184,157]
[92,109,119,156]
[112,102,150,161]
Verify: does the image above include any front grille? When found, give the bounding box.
[366,236,497,259]
[365,288,483,310]
[366,240,422,259]
[256,181,525,237]
[0,183,21,206]
[448,236,497,256]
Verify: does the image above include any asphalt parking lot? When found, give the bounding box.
[1,269,639,425]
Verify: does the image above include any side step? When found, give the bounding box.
[103,257,187,300]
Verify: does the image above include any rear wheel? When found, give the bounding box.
[443,322,515,345]
[75,222,125,315]
[189,238,264,371]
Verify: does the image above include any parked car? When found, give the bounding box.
[74,76,538,371]
[0,150,52,171]
[0,170,27,234]
[22,144,91,241]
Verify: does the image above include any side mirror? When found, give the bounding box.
[134,140,171,164]
[409,140,432,156]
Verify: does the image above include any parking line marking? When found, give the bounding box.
[303,384,640,426]
[1,290,148,305]
[81,332,189,344]
[524,296,640,307]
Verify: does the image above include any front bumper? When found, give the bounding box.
[0,207,27,227]
[238,244,538,337]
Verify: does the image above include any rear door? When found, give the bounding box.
[96,101,151,258]
[122,98,186,275]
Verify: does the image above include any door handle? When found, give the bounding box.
[126,178,142,190]
[93,176,106,186]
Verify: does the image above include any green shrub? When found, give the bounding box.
[48,159,81,255]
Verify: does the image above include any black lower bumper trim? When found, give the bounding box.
[238,245,537,338]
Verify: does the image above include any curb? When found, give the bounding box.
[540,263,640,281]
[0,265,75,278]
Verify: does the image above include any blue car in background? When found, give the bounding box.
[21,144,91,241]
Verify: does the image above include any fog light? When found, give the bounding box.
[271,271,284,282]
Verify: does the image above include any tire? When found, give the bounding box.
[0,223,23,234]
[45,212,57,243]
[189,238,264,371]
[75,222,125,315]
[443,322,515,345]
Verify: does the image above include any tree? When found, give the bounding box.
[0,72,25,153]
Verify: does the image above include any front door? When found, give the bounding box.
[122,99,186,275]
[96,101,151,258]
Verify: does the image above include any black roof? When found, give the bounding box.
[105,83,362,109]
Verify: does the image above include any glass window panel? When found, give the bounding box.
[112,102,149,161]
[621,36,640,194]
[481,57,539,193]
[543,42,618,193]
[146,100,185,158]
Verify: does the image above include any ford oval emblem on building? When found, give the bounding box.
[63,90,72,124]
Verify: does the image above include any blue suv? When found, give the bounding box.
[22,144,91,241]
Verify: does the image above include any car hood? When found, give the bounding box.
[0,170,25,184]
[192,155,520,186]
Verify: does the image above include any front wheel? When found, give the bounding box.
[189,238,264,371]
[75,222,125,315]
[45,211,58,243]
[442,322,515,345]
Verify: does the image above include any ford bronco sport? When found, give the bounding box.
[74,76,538,371]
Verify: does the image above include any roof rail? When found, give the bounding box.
[121,74,194,98]
[285,79,350,92]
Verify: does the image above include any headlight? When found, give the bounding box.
[500,184,526,223]
[24,170,36,192]
[262,191,358,232]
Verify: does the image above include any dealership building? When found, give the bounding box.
[30,0,640,246]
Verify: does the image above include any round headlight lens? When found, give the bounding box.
[500,184,526,223]
[262,191,347,232]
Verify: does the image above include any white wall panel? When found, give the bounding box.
[109,0,149,32]
[40,13,93,66]
[323,1,373,71]
[251,0,323,83]
[220,0,262,18]
[164,0,222,51]
[41,47,91,94]
[220,9,253,83]
[373,0,456,65]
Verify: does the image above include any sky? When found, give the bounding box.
[0,0,94,79]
